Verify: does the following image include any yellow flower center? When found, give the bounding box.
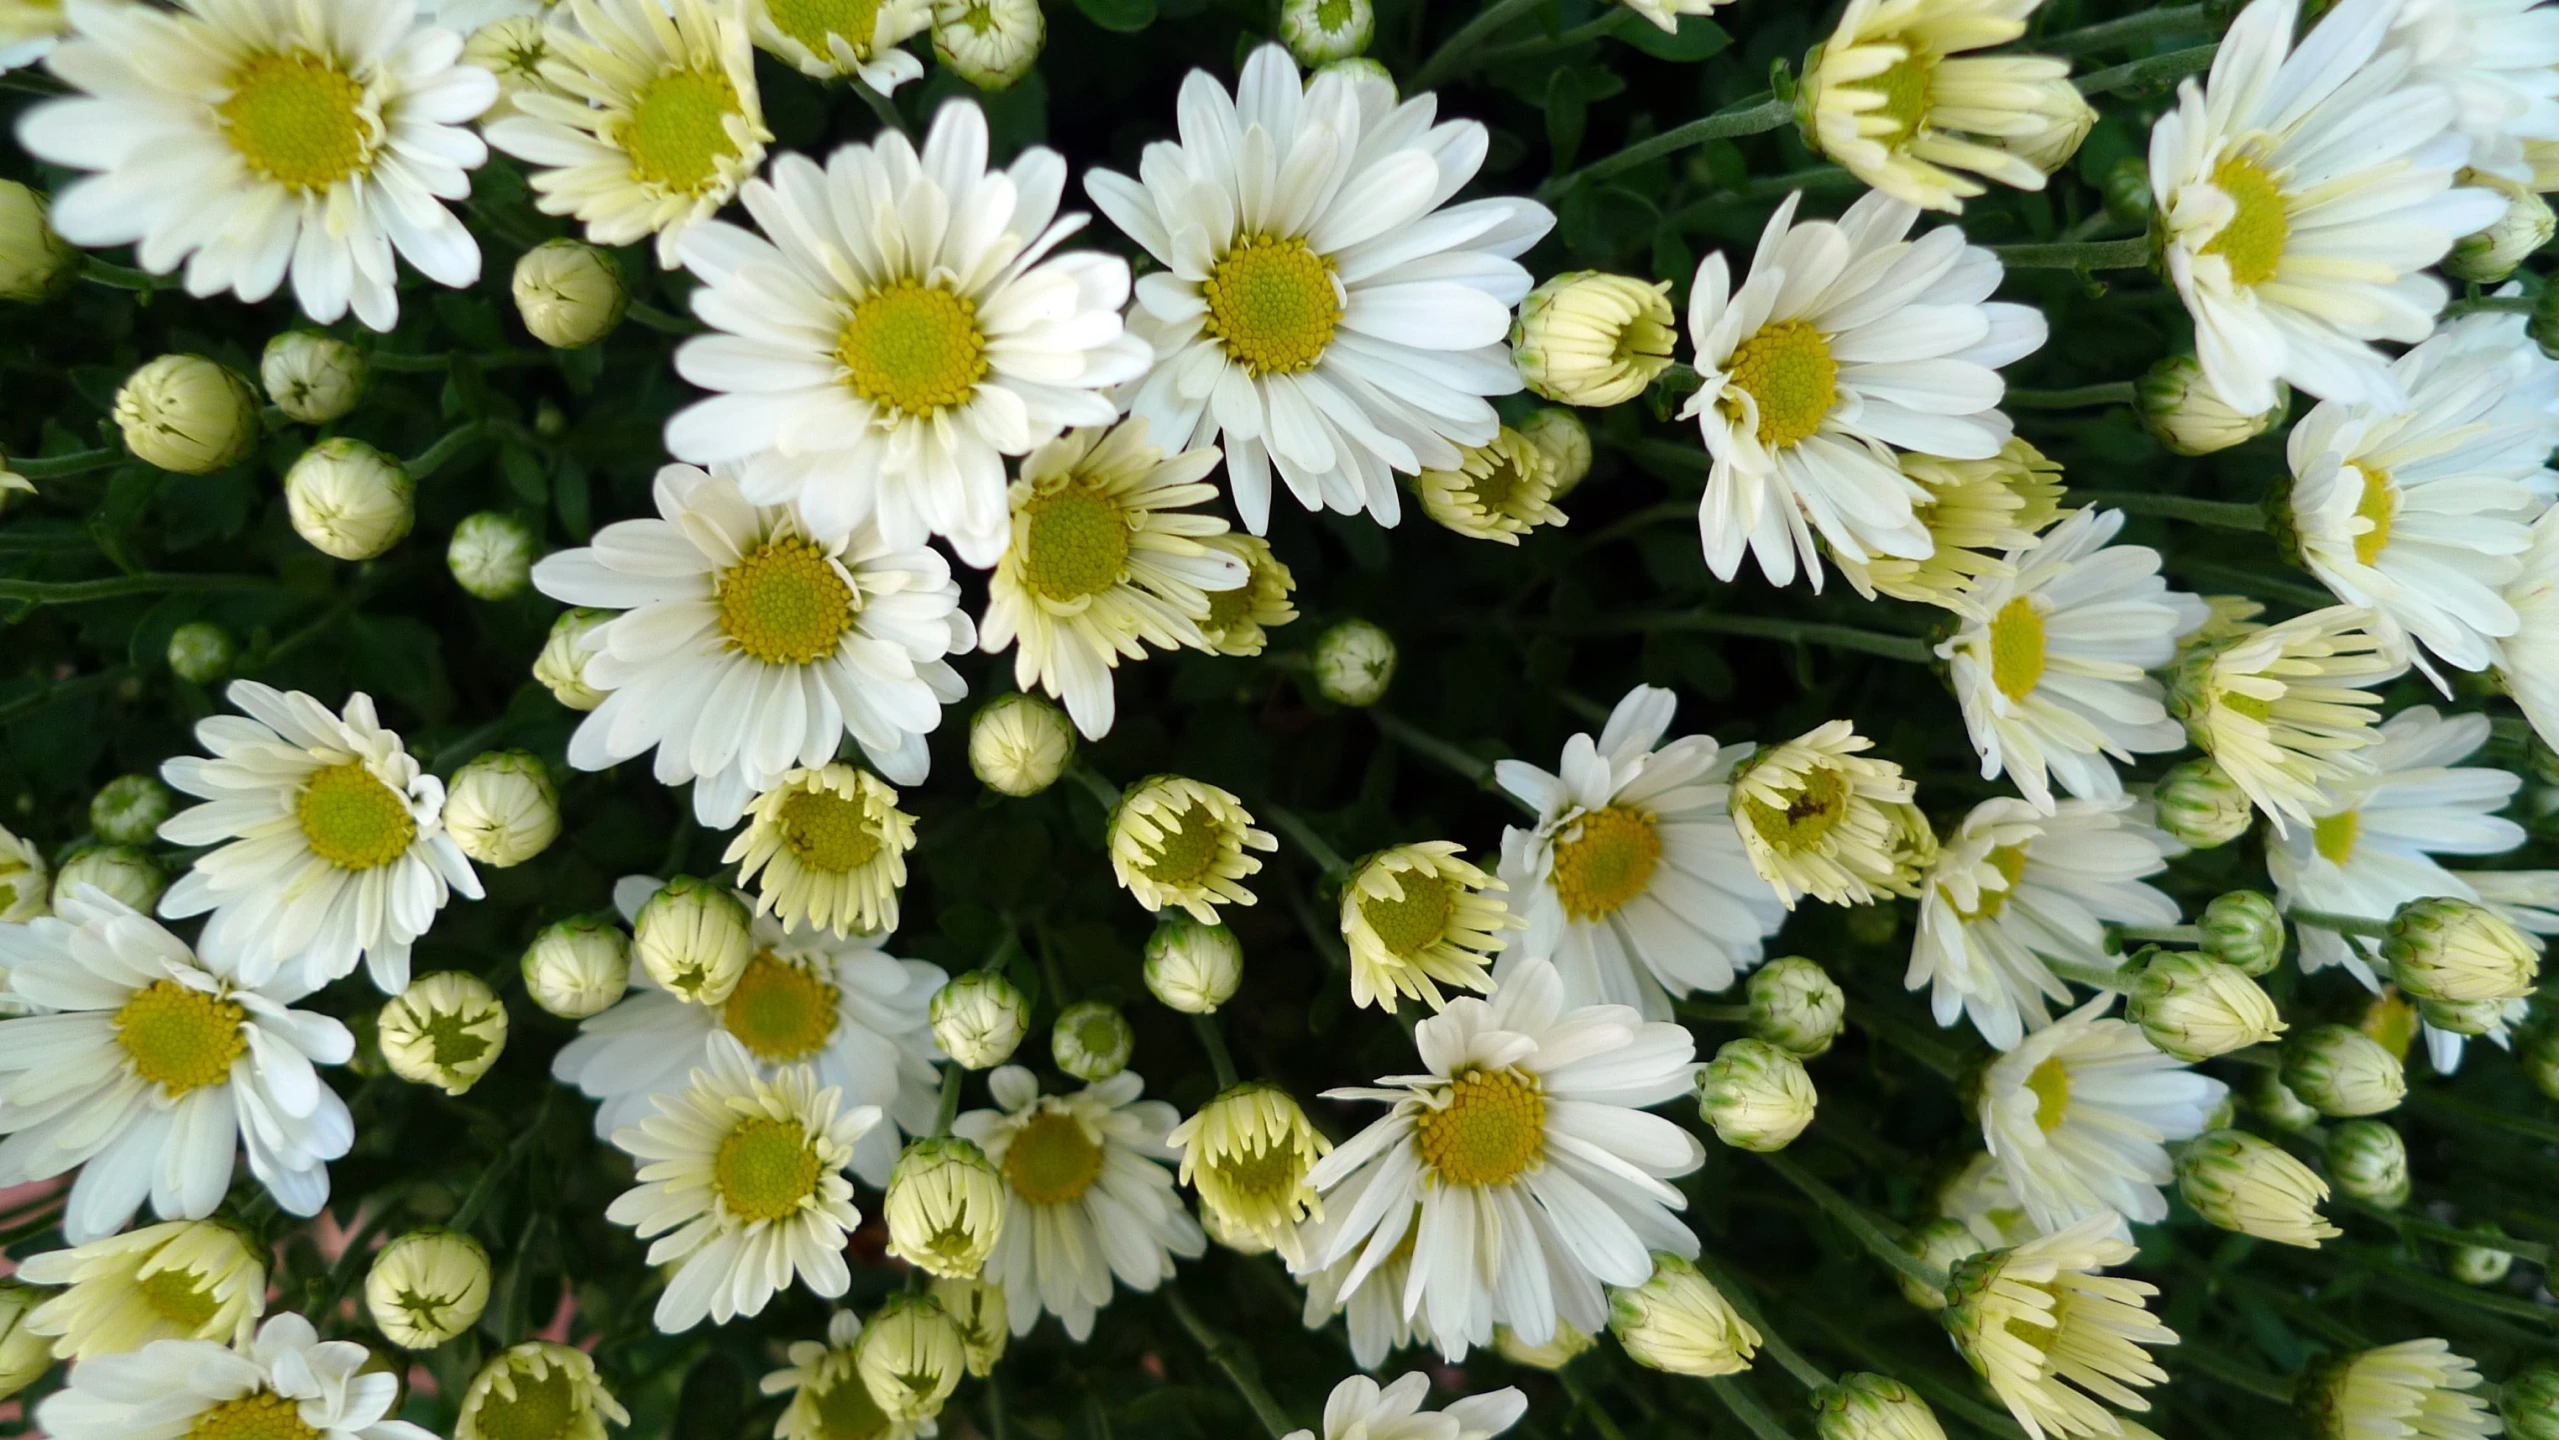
[2350,464,2397,567]
[186,1391,321,1440]
[1549,804,1661,922]
[1203,235,1341,377]
[778,789,883,874]
[2025,1055,2072,1132]
[810,1374,896,1440]
[1415,1069,1545,1187]
[1742,764,1850,855]
[140,1265,223,1331]
[1137,801,1223,887]
[1359,870,1455,956]
[836,279,989,418]
[2202,154,2289,288]
[1725,319,1839,449]
[1003,1109,1104,1205]
[621,67,743,196]
[2314,810,2361,866]
[723,954,842,1062]
[1019,483,1133,602]
[1958,843,2031,922]
[1988,596,2048,703]
[297,760,416,870]
[218,53,374,193]
[718,537,856,665]
[116,979,246,1097]
[765,0,882,56]
[473,1368,578,1440]
[1856,49,1936,143]
[714,1116,825,1223]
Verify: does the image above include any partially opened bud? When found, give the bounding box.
[1052,1000,1133,1082]
[929,1275,1008,1375]
[1167,1083,1329,1261]
[855,1294,966,1421]
[1747,956,1844,1058]
[931,970,1030,1069]
[286,438,414,561]
[2154,756,2257,849]
[1311,619,1396,706]
[2283,1024,2406,1117]
[2325,1119,2409,1208]
[1812,1373,1948,1440]
[51,845,164,914]
[522,915,631,1020]
[0,825,44,925]
[378,972,509,1096]
[1279,0,1369,63]
[632,876,754,1005]
[1143,914,1243,1014]
[116,354,260,474]
[2382,897,2541,1004]
[457,1343,628,1440]
[0,181,78,304]
[1512,271,1677,407]
[2445,173,2553,283]
[1517,407,1593,498]
[2503,1365,2559,1440]
[884,1138,1006,1279]
[0,1280,51,1401]
[1608,1253,1761,1378]
[2200,890,2285,976]
[449,512,538,601]
[89,774,171,847]
[2176,1129,2336,1247]
[969,691,1075,797]
[534,608,613,711]
[512,240,626,349]
[261,331,368,424]
[365,1229,492,1348]
[1697,1038,1816,1152]
[2127,948,2284,1061]
[442,750,558,869]
[1898,1219,1979,1311]
[2137,353,2286,457]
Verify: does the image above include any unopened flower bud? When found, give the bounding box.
[522,916,631,1020]
[929,1275,1008,1375]
[512,240,626,349]
[261,331,368,424]
[458,1343,628,1440]
[286,438,414,560]
[1511,271,1676,407]
[2200,890,2285,976]
[90,774,171,847]
[1279,0,1369,63]
[2284,1024,2406,1117]
[633,876,754,1005]
[968,692,1074,797]
[2153,756,2257,849]
[884,1137,1006,1278]
[2523,1025,2559,1102]
[1608,1253,1761,1378]
[2447,1227,2514,1287]
[2176,1129,2336,1247]
[1311,619,1396,706]
[1052,1000,1132,1082]
[167,621,235,684]
[2127,948,2284,1061]
[2247,1068,2323,1132]
[856,1293,967,1421]
[116,354,260,475]
[2137,353,2287,457]
[0,181,78,304]
[1143,914,1243,1014]
[2502,1365,2559,1440]
[1747,956,1845,1058]
[1812,1373,1948,1440]
[52,845,164,914]
[933,0,1042,89]
[379,972,509,1096]
[1493,1322,1594,1370]
[2446,173,2553,283]
[2417,995,2510,1037]
[449,512,538,601]
[1899,1219,1980,1310]
[534,608,613,711]
[442,751,559,868]
[2102,156,2153,226]
[1517,407,1593,499]
[0,824,44,925]
[365,1229,492,1348]
[931,970,1030,1069]
[1697,1038,1816,1152]
[2324,1119,2410,1208]
[0,1280,49,1401]
[2382,897,2541,1003]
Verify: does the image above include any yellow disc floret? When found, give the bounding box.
[139,1265,224,1330]
[1549,804,1662,921]
[1359,871,1454,956]
[766,0,882,55]
[2202,154,2289,288]
[722,954,842,1063]
[621,67,744,196]
[187,1391,323,1440]
[836,279,990,418]
[1003,1109,1105,1205]
[219,53,375,192]
[718,537,856,664]
[1740,764,1849,854]
[1019,482,1133,602]
[2351,465,2397,566]
[777,789,884,874]
[1988,596,2049,702]
[1137,802,1222,887]
[297,759,417,870]
[1415,1069,1546,1186]
[116,979,248,1097]
[472,1368,578,1440]
[1855,50,1936,144]
[714,1116,825,1222]
[1203,235,1341,377]
[1725,319,1839,448]
[2025,1055,2071,1133]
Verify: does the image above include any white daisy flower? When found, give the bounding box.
[2501,505,2559,749]
[0,0,69,72]
[2169,605,2409,832]
[1940,508,2207,812]
[2285,306,2559,681]
[1494,684,1786,1019]
[951,1065,1205,1340]
[1293,1212,1421,1370]
[2382,0,2559,183]
[0,887,354,1245]
[1910,796,2186,1051]
[1086,45,1554,532]
[1678,188,2046,590]
[662,101,1147,566]
[749,0,928,90]
[530,461,973,826]
[2148,0,2504,415]
[16,0,496,329]
[1979,996,2227,1236]
[34,1313,434,1440]
[157,681,481,995]
[555,874,945,1189]
[1285,1373,1527,1440]
[1304,958,1704,1362]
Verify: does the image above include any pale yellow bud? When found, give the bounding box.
[884,1137,1006,1278]
[2176,1129,2336,1247]
[89,774,171,847]
[513,240,626,349]
[1143,914,1243,1013]
[2126,949,2284,1061]
[1279,0,1369,63]
[0,180,77,304]
[365,1229,493,1348]
[450,512,539,601]
[2383,897,2542,1004]
[2446,173,2553,283]
[632,876,754,1005]
[2137,353,2287,457]
[2325,1120,2409,1208]
[456,1342,630,1440]
[929,1275,1008,1375]
[0,822,45,924]
[286,438,415,560]
[930,970,1030,1069]
[1747,956,1844,1058]
[379,972,510,1096]
[1512,271,1676,407]
[1898,1219,1980,1310]
[1609,1253,1761,1377]
[1812,1374,1949,1440]
[534,608,614,711]
[1697,1038,1816,1152]
[442,750,559,868]
[2153,756,2257,849]
[261,331,368,424]
[115,354,260,475]
[933,0,1041,89]
[51,845,165,914]
[968,691,1075,797]
[0,1281,49,1401]
[522,915,632,1020]
[2283,1024,2406,1117]
[1493,1322,1594,1370]
[854,1294,966,1421]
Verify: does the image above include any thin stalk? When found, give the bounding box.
[0,666,131,727]
[1582,611,1936,664]
[625,300,700,335]
[2072,489,2266,530]
[2171,559,2335,611]
[0,571,275,605]
[451,1091,554,1234]
[1990,236,2156,270]
[1410,0,1550,90]
[1068,762,1123,812]
[2346,1200,2554,1265]
[2284,906,2387,938]
[1265,803,1351,879]
[370,350,456,372]
[405,421,489,480]
[1848,1005,1967,1082]
[1556,1368,1636,1440]
[2112,923,2202,946]
[2174,1345,2296,1404]
[1759,1151,1950,1298]
[1194,1013,1240,1091]
[1690,1251,1831,1391]
[2003,382,2137,409]
[1705,1377,1798,1440]
[81,256,164,292]
[1681,1002,1751,1023]
[1476,8,1634,66]
[2076,43,2219,96]
[2449,295,2536,317]
[1164,1287,1296,1440]
[932,1065,964,1137]
[10,447,122,479]
[1370,709,1532,813]
[2410,1090,2559,1147]
[2042,3,2210,55]
[1538,95,1795,201]
[2046,958,2131,989]
[849,74,912,137]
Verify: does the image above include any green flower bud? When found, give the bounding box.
[1608,1253,1761,1378]
[885,1137,1006,1278]
[512,240,626,349]
[1052,1000,1133,1082]
[51,844,165,914]
[378,972,509,1096]
[1511,272,1676,408]
[533,607,613,711]
[633,876,753,1005]
[2137,353,2287,458]
[2447,1227,2514,1287]
[855,1293,967,1422]
[931,970,1030,1069]
[2101,156,2153,227]
[2200,890,2285,976]
[2324,1119,2409,1208]
[933,0,1042,89]
[365,1229,492,1348]
[2523,1024,2559,1102]
[1898,1218,1980,1311]
[115,354,260,474]
[2246,1067,2323,1133]
[260,331,368,424]
[1517,407,1594,499]
[1279,0,1369,63]
[0,181,78,304]
[968,691,1074,797]
[449,512,538,601]
[1311,619,1397,706]
[441,751,559,868]
[1812,1373,1948,1440]
[2126,948,2284,1061]
[1697,1038,1816,1152]
[286,437,414,561]
[2416,995,2510,1037]
[521,915,631,1020]
[89,773,172,846]
[2445,173,2553,283]
[2382,896,2541,1004]
[2502,1365,2559,1440]
[166,621,235,684]
[1747,956,1845,1058]
[1143,914,1243,1014]
[2176,1129,2336,1247]
[2152,756,2258,850]
[2283,1024,2406,1117]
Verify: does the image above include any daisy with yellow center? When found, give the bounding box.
[1306,959,1703,1362]
[952,1065,1204,1339]
[981,420,1247,740]
[1832,439,2067,606]
[749,0,929,89]
[34,1313,439,1440]
[1942,1216,2178,1440]
[1292,1206,1423,1370]
[1980,997,2226,1235]
[1339,844,1520,1013]
[1194,534,1300,657]
[727,764,916,938]
[1496,685,1785,1017]
[1167,1083,1331,1264]
[604,1031,877,1332]
[19,1218,265,1359]
[488,0,770,268]
[1728,720,1918,908]
[1413,429,1567,546]
[2167,605,2408,832]
[1680,189,2045,590]
[1106,775,1277,923]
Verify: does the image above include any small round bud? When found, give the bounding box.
[260,331,368,424]
[533,607,613,711]
[2446,172,2553,283]
[1608,1252,1761,1378]
[1143,914,1243,1014]
[931,970,1031,1069]
[521,915,631,1020]
[2503,1365,2559,1440]
[1812,1373,1949,1440]
[632,876,754,1005]
[1517,407,1593,499]
[2101,156,2153,226]
[440,750,559,869]
[2153,756,2257,849]
[0,1280,51,1401]
[114,354,260,474]
[166,621,235,684]
[1696,1037,1816,1152]
[285,437,414,561]
[89,774,172,846]
[2246,1067,2323,1133]
[1746,956,1844,1058]
[2324,1119,2409,1208]
[1493,1322,1595,1371]
[378,972,509,1096]
[0,181,78,304]
[2447,1227,2514,1287]
[968,692,1075,797]
[448,512,538,601]
[364,1228,492,1348]
[2283,1024,2406,1117]
[1279,0,1369,63]
[512,240,626,349]
[1898,1219,1980,1311]
[885,1137,1007,1278]
[2136,353,2288,458]
[52,845,165,914]
[856,1293,967,1422]
[2176,1129,2337,1247]
[930,1275,1008,1375]
[2382,896,2541,1004]
[2417,995,2510,1037]
[2523,1025,2559,1102]
[1311,619,1396,707]
[2199,890,2285,976]
[1511,271,1676,407]
[2126,948,2284,1061]
[1052,1000,1133,1082]
[933,0,1042,89]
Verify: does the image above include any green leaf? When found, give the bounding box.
[1546,69,1589,173]
[1073,0,1156,35]
[1613,12,1728,60]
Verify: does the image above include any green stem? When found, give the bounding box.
[625,300,700,335]
[1164,1287,1296,1440]
[1759,1151,1950,1299]
[0,665,131,727]
[2346,1201,2553,1265]
[932,1065,964,1137]
[2284,906,2388,939]
[1592,612,1937,664]
[2449,295,2537,316]
[1476,8,1634,66]
[2002,382,2137,409]
[1369,709,1533,813]
[0,571,275,605]
[405,421,488,480]
[2076,43,2219,96]
[10,447,122,479]
[2112,923,2202,946]
[2047,958,2132,989]
[1193,1013,1240,1092]
[1704,1378,1798,1440]
[1539,95,1795,201]
[1681,1002,1751,1023]
[2042,3,2210,55]
[2074,489,2268,531]
[369,350,455,372]
[1848,1005,1967,1082]
[1068,761,1122,812]
[81,256,164,292]
[451,1091,553,1235]
[2175,1346,2296,1404]
[1556,1369,1635,1440]
[1991,236,2156,270]
[849,74,912,137]
[1689,1252,1831,1391]
[1265,803,1350,879]
[1410,0,1551,90]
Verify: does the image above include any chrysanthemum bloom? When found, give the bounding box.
[605,1032,878,1331]
[2175,1129,2338,1248]
[1609,1253,1763,1376]
[1942,1217,2177,1440]
[378,971,509,1096]
[982,420,1245,739]
[1414,430,1567,545]
[1291,1213,1423,1370]
[663,104,1144,564]
[2167,606,2407,832]
[362,1228,491,1348]
[2381,0,2559,183]
[1729,720,1918,907]
[1195,534,1300,656]
[884,1136,1005,1277]
[1338,843,1519,1013]
[2148,0,2503,415]
[1496,685,1786,1017]
[2301,1340,2503,1440]
[1106,775,1277,923]
[951,1065,1205,1339]
[16,0,495,329]
[1799,0,2094,212]
[2503,506,2559,748]
[531,462,973,824]
[158,681,480,993]
[1088,46,1553,531]
[1306,959,1703,1361]
[19,1218,264,1358]
[1282,1373,1527,1440]
[726,764,916,938]
[763,1312,929,1440]
[1979,996,2226,1233]
[1832,439,2066,606]
[487,0,770,268]
[1680,189,2045,590]
[457,1342,629,1440]
[1168,1082,1330,1262]
[750,0,928,88]
[35,1314,435,1440]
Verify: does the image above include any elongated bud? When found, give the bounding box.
[1279,0,1369,63]
[2283,1024,2406,1117]
[2447,1227,2514,1287]
[0,181,78,304]
[855,1294,967,1421]
[1143,914,1243,1014]
[931,970,1030,1069]
[2417,995,2510,1037]
[90,774,171,847]
[365,1229,492,1348]
[2445,173,2553,283]
[2324,1120,2409,1208]
[2138,353,2287,457]
[534,608,613,711]
[2382,897,2541,1004]
[1697,1038,1816,1152]
[286,438,414,560]
[2153,756,2257,849]
[512,240,626,349]
[53,845,164,914]
[116,354,260,475]
[379,973,509,1096]
[449,512,539,601]
[884,1138,1006,1279]
[521,915,631,1020]
[1747,956,1845,1058]
[2199,890,2285,976]
[1812,1373,1949,1440]
[167,621,235,685]
[2127,948,2284,1061]
[1052,1000,1132,1082]
[1311,619,1397,706]
[2503,1365,2559,1440]
[1899,1219,1979,1310]
[930,1275,1008,1376]
[2176,1129,2336,1247]
[442,750,558,868]
[1511,272,1677,407]
[968,692,1074,797]
[1608,1253,1761,1377]
[1518,407,1594,499]
[632,876,754,1005]
[0,1280,50,1401]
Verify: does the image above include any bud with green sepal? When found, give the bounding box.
[969,692,1075,797]
[378,972,509,1097]
[1052,1000,1133,1082]
[2447,1226,2514,1287]
[1898,1218,1979,1310]
[512,240,626,349]
[442,750,558,869]
[1144,913,1243,1014]
[116,354,260,475]
[0,1279,52,1401]
[51,845,164,914]
[89,774,171,847]
[286,438,414,560]
[533,608,612,711]
[2136,352,2288,457]
[2445,173,2553,283]
[2126,947,2284,1061]
[261,331,367,424]
[884,1137,1006,1279]
[365,1229,492,1349]
[1518,408,1593,499]
[2200,890,2285,976]
[1311,619,1397,706]
[633,876,754,1006]
[0,181,78,304]
[855,1292,967,1421]
[1748,956,1844,1058]
[1510,272,1677,408]
[2503,1364,2559,1440]
[932,970,1031,1069]
[1279,0,1370,64]
[521,915,631,1020]
[2380,896,2541,1004]
[2152,755,2256,849]
[2325,1119,2410,1208]
[1607,1253,1761,1378]
[1812,1373,1949,1440]
[167,621,235,685]
[449,512,538,601]
[1697,1038,1816,1152]
[2523,1023,2559,1102]
[2176,1129,2337,1247]
[2283,1024,2406,1117]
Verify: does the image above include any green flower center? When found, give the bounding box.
[2351,464,2396,567]
[298,760,416,870]
[717,538,855,665]
[2025,1055,2072,1132]
[810,1374,896,1440]
[187,1392,321,1440]
[1726,319,1839,448]
[1856,49,1935,143]
[2314,810,2361,866]
[1549,804,1662,922]
[714,1116,824,1223]
[766,0,882,56]
[1742,764,1850,854]
[778,788,884,874]
[836,279,989,418]
[1203,235,1341,377]
[1020,483,1133,602]
[140,1264,223,1331]
[218,53,373,192]
[1359,870,1454,956]
[1209,1140,1303,1204]
[473,1368,578,1440]
[1415,1069,1545,1186]
[2202,154,2289,287]
[1988,596,2048,703]
[621,67,744,196]
[1137,801,1223,887]
[723,953,842,1062]
[418,1010,494,1071]
[116,979,247,1097]
[1004,1110,1105,1205]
